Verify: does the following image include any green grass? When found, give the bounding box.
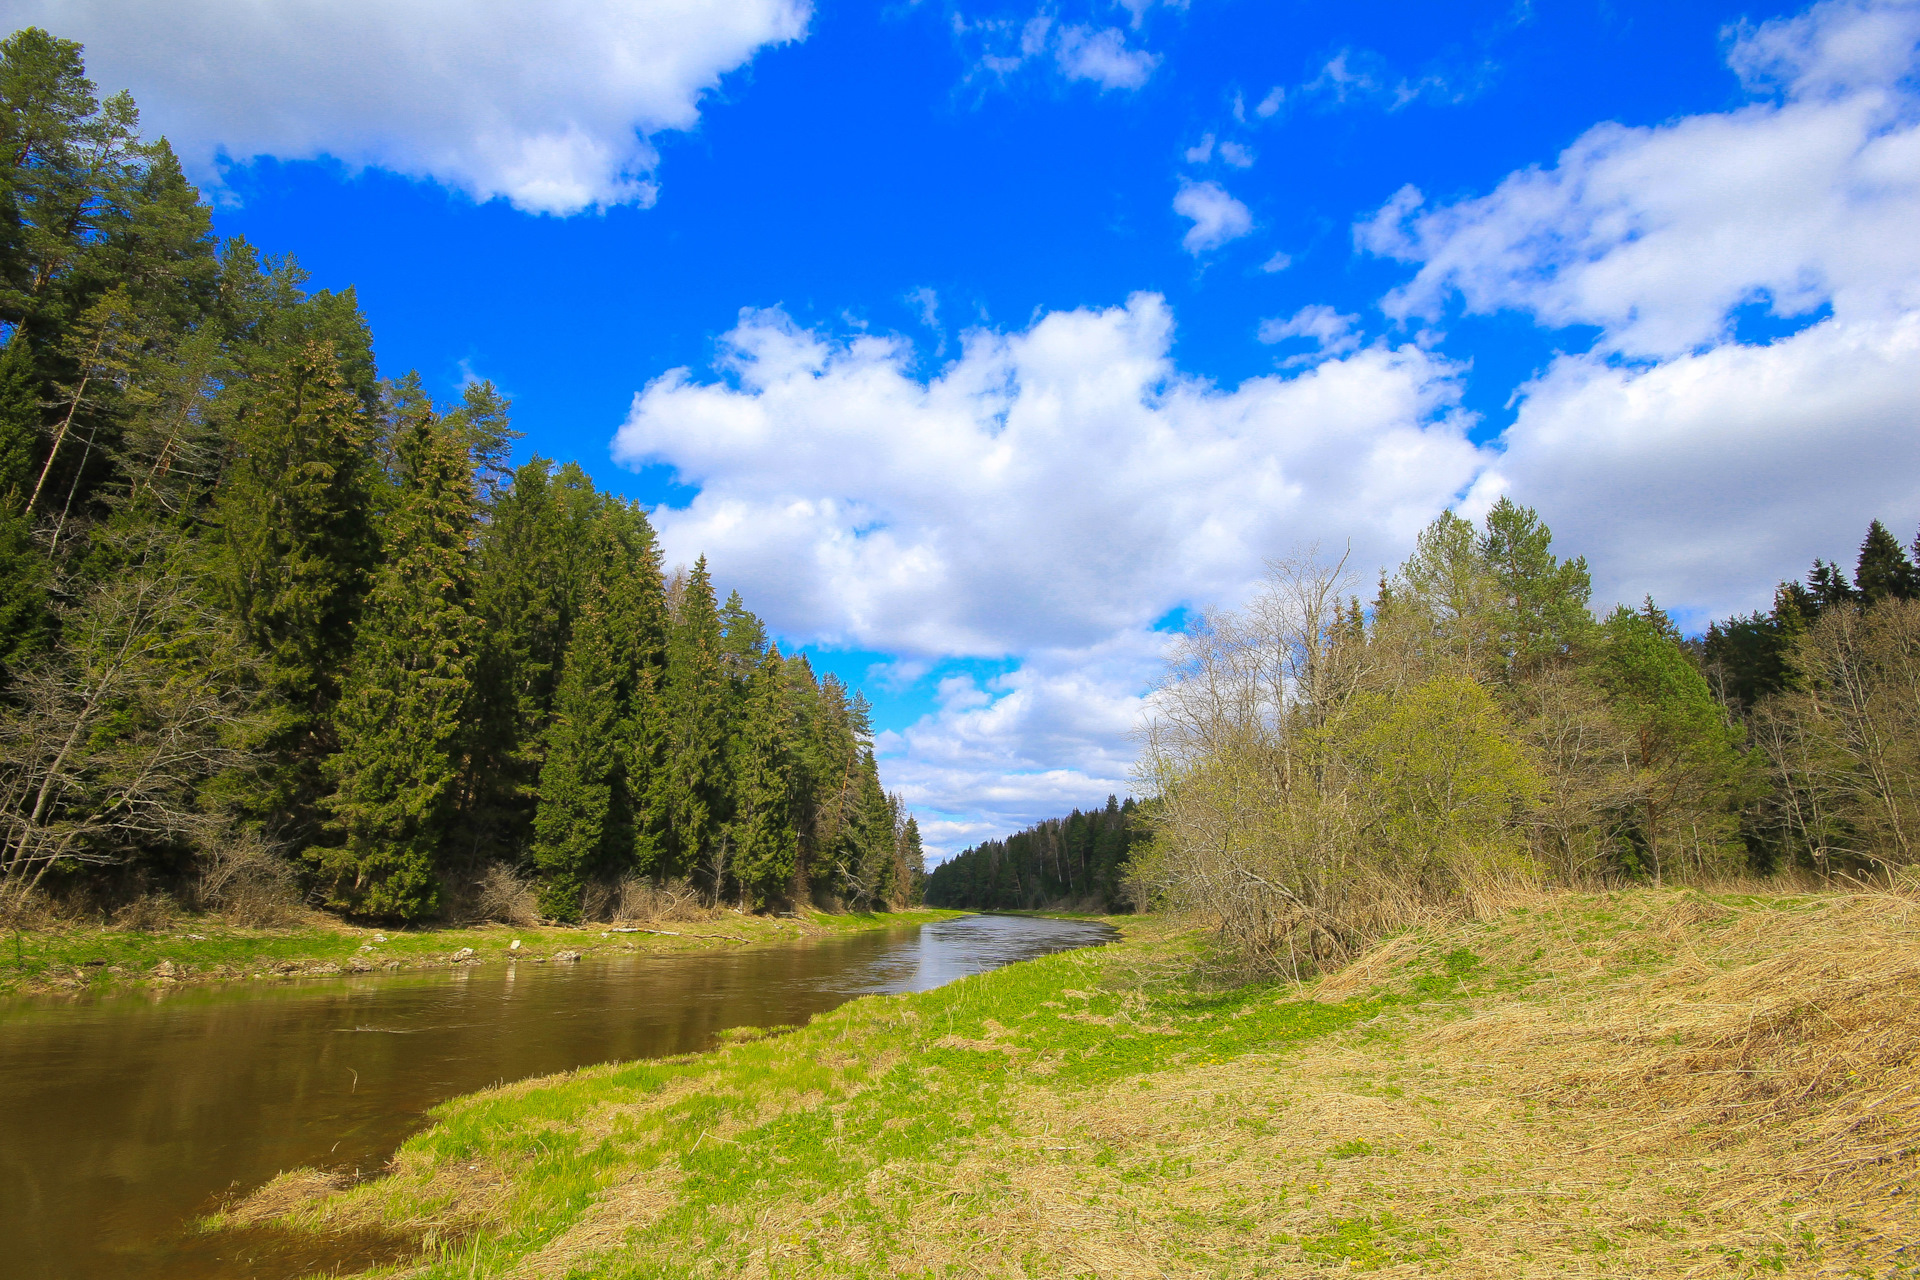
[215,888,1917,1278]
[0,908,965,996]
[240,919,1453,1276]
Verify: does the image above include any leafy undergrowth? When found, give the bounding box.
[236,889,1919,1278]
[1,909,961,997]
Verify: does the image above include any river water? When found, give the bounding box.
[0,913,1110,1280]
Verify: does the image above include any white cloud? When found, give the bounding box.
[21,0,809,214]
[1259,250,1294,273]
[1361,0,1920,357]
[1298,48,1487,113]
[1255,86,1286,117]
[1257,304,1363,359]
[1184,135,1255,168]
[1217,140,1256,168]
[906,287,940,331]
[1364,0,1920,620]
[963,12,1160,92]
[1054,24,1161,89]
[1172,179,1253,253]
[611,295,1487,835]
[615,294,1479,656]
[1475,313,1920,624]
[879,636,1156,860]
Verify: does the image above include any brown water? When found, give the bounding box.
[0,912,1110,1280]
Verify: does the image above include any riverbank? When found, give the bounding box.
[226,886,1919,1278]
[1,908,965,998]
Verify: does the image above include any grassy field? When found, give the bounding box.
[222,887,1919,1278]
[0,908,965,997]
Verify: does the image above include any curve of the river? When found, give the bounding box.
[0,912,1111,1280]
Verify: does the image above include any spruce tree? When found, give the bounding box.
[593,499,671,873]
[1596,600,1749,883]
[456,459,570,863]
[529,584,624,922]
[1855,519,1919,604]
[726,646,799,908]
[661,556,729,887]
[1808,559,1857,611]
[898,815,926,906]
[0,337,47,671]
[210,335,379,836]
[317,401,478,919]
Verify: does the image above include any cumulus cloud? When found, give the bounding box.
[1368,0,1920,619]
[615,294,1480,656]
[20,0,810,214]
[878,636,1156,859]
[1173,179,1253,253]
[1477,314,1920,625]
[611,295,1487,834]
[1361,0,1920,357]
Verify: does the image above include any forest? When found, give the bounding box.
[0,29,924,925]
[1137,501,1920,975]
[922,795,1143,910]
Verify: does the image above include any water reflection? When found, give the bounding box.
[0,913,1108,1280]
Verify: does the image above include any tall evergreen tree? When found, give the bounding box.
[1596,600,1749,882]
[1808,559,1857,611]
[210,334,379,838]
[1478,497,1594,677]
[661,556,729,888]
[454,459,573,864]
[529,573,624,921]
[316,402,478,918]
[602,500,672,874]
[726,646,799,907]
[1855,519,1919,604]
[897,814,926,907]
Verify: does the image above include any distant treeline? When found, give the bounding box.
[923,797,1144,911]
[0,30,922,923]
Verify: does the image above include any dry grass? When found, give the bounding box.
[239,889,1918,1279]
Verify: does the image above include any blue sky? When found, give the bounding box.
[21,0,1920,857]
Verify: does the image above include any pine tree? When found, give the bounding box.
[317,401,478,919]
[1477,497,1594,677]
[1855,519,1919,604]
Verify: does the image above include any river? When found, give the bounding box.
[0,912,1110,1280]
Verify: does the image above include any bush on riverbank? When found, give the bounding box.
[226,886,1919,1278]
